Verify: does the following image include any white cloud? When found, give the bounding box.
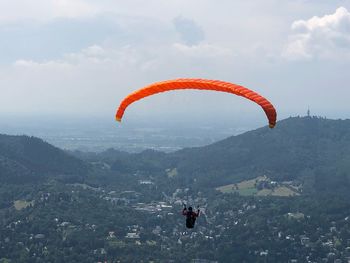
[1,41,237,117]
[283,7,350,60]
[12,41,234,72]
[11,45,149,73]
[14,59,72,69]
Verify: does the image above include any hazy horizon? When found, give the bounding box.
[1,111,349,153]
[0,113,268,152]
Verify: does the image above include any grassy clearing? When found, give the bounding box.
[215,176,265,194]
[14,200,34,210]
[270,186,299,197]
[237,177,261,189]
[238,188,258,196]
[216,176,300,197]
[256,186,299,197]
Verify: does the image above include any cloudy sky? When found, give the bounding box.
[1,0,350,125]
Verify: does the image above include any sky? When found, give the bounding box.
[1,0,350,126]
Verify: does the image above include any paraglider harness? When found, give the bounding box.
[182,204,200,229]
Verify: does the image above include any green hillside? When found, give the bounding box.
[95,116,350,195]
[0,134,88,183]
[166,117,350,192]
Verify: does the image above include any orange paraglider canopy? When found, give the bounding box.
[116,78,277,128]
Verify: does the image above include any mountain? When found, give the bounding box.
[0,134,88,183]
[165,117,349,186]
[99,116,350,193]
[7,116,349,194]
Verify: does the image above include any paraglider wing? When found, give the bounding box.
[116,78,277,128]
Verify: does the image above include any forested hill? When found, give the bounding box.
[166,116,350,189]
[87,116,350,192]
[0,134,87,183]
[3,117,350,193]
